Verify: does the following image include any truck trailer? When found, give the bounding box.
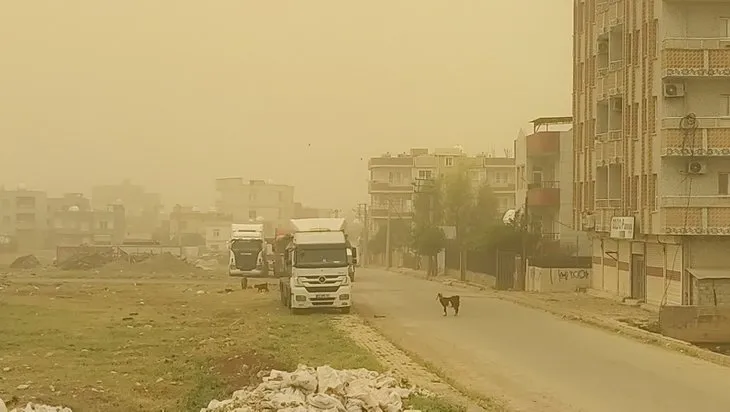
[279,218,354,314]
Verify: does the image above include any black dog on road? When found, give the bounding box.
[437,293,460,316]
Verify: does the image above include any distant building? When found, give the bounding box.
[48,203,126,246]
[0,186,48,250]
[367,147,516,234]
[293,202,332,219]
[169,205,233,246]
[514,117,589,256]
[215,178,294,235]
[91,180,162,238]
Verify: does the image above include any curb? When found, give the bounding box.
[379,266,730,369]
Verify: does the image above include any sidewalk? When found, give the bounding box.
[381,265,730,369]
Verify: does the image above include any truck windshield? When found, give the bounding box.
[230,239,262,252]
[295,247,347,268]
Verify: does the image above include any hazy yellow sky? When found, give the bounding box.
[0,1,573,210]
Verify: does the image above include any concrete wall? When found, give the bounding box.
[659,305,730,344]
[525,266,591,292]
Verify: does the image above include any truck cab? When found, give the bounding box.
[279,218,352,314]
[228,223,269,287]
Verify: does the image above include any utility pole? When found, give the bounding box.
[385,200,392,268]
[357,203,369,267]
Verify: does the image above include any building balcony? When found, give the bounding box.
[491,183,516,193]
[368,157,414,168]
[527,182,560,207]
[595,198,622,209]
[526,131,560,157]
[595,69,624,101]
[593,207,622,232]
[661,117,730,156]
[661,204,730,235]
[662,38,730,78]
[594,136,623,165]
[368,181,414,194]
[369,205,413,219]
[595,0,624,37]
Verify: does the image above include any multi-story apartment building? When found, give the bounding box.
[169,205,233,247]
[573,0,730,306]
[515,117,590,256]
[91,180,162,238]
[0,186,48,250]
[367,148,516,234]
[215,178,294,235]
[47,193,125,246]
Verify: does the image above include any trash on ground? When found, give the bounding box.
[0,398,71,412]
[201,364,424,412]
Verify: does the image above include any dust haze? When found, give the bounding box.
[0,1,571,209]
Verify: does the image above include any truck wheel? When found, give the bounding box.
[240,278,248,290]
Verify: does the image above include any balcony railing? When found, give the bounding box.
[368,181,414,193]
[595,138,623,165]
[595,0,624,36]
[369,205,413,219]
[661,206,730,235]
[528,181,559,189]
[662,38,730,77]
[594,207,622,232]
[525,131,560,157]
[661,116,730,156]
[527,183,560,207]
[662,195,730,208]
[595,70,624,101]
[595,198,621,209]
[368,157,414,167]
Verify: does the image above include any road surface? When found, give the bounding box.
[355,267,730,412]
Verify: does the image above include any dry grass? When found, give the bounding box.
[0,273,381,411]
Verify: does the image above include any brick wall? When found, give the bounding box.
[695,278,730,307]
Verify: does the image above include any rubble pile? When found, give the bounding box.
[201,365,422,412]
[58,248,129,270]
[134,252,199,272]
[9,255,40,270]
[0,399,71,412]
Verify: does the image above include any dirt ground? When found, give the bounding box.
[0,260,464,411]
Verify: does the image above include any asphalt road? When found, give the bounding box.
[355,267,730,412]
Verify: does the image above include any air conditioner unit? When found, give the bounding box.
[687,160,707,175]
[610,100,623,111]
[663,82,685,98]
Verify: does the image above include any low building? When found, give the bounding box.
[169,205,233,246]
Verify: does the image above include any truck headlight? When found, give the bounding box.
[342,275,350,285]
[293,277,303,287]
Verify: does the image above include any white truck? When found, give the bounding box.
[228,223,270,288]
[279,218,353,314]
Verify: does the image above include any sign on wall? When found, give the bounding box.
[610,217,635,239]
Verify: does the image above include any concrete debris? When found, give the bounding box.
[201,364,422,412]
[58,248,130,270]
[0,399,71,412]
[9,255,40,270]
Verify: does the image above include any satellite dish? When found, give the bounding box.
[255,216,265,222]
[113,198,124,205]
[502,209,517,225]
[69,206,80,212]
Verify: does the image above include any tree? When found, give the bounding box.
[411,178,443,277]
[368,219,410,258]
[441,166,479,281]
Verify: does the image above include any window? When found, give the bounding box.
[98,221,109,230]
[249,210,257,220]
[722,17,730,37]
[418,170,433,179]
[249,191,257,201]
[720,173,729,195]
[445,157,454,167]
[213,229,220,238]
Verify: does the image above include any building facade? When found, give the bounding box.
[91,180,162,238]
[516,117,590,256]
[367,147,516,234]
[169,205,233,246]
[0,187,48,250]
[48,193,125,246]
[215,178,294,235]
[573,0,730,306]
